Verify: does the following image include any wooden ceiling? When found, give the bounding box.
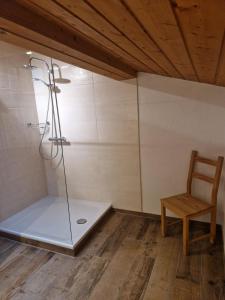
[0,0,225,86]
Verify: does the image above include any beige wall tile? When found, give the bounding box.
[100,189,141,211]
[98,120,138,144]
[96,100,138,122]
[67,185,102,202]
[0,41,47,221]
[64,145,101,189]
[63,143,141,210]
[94,78,136,104]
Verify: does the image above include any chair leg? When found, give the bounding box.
[183,217,189,256]
[210,207,217,244]
[161,203,166,237]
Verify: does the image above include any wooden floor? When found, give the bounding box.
[0,211,224,300]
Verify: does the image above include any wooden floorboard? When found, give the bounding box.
[0,211,224,300]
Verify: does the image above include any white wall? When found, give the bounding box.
[139,73,225,228]
[0,42,47,221]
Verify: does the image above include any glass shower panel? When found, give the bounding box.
[28,56,73,247]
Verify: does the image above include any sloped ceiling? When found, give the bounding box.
[0,0,225,85]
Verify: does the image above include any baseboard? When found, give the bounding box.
[113,208,161,221]
[113,208,222,231]
[0,230,75,256]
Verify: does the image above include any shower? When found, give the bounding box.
[52,63,71,84]
[0,43,112,256]
[25,57,70,165]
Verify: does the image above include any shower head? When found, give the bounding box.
[54,77,71,84]
[52,63,71,84]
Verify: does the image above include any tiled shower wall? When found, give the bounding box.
[63,72,141,211]
[33,56,142,211]
[0,42,47,221]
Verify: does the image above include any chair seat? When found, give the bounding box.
[161,193,213,218]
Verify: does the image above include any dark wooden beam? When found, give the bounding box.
[0,30,125,80]
[0,0,136,79]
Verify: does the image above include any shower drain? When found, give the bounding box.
[76,218,87,224]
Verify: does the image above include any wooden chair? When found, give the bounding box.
[161,150,223,256]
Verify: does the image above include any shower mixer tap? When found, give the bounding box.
[24,56,71,162]
[48,137,70,145]
[48,137,67,142]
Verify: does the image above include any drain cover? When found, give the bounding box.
[76,218,87,224]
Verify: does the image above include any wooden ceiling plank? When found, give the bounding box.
[86,0,182,78]
[0,1,135,79]
[172,0,225,84]
[54,0,167,75]
[0,30,125,80]
[124,0,198,81]
[18,0,154,73]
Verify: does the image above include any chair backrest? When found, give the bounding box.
[187,150,224,205]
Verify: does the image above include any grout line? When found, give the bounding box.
[91,72,100,144]
[136,75,143,212]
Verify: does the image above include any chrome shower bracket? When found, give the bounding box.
[27,121,50,129]
[27,122,50,135]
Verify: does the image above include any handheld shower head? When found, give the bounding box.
[51,85,61,93]
[32,77,61,93]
